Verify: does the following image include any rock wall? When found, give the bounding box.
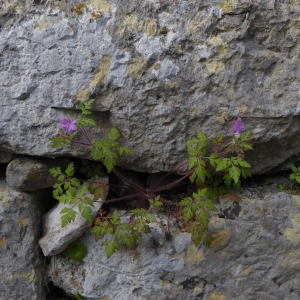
[48,180,300,300]
[1,0,300,173]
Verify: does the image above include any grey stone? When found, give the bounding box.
[0,177,52,300]
[47,186,300,300]
[6,156,71,191]
[0,151,13,163]
[39,176,108,256]
[1,1,300,174]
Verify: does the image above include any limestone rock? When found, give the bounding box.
[0,177,53,300]
[39,176,108,256]
[6,156,71,191]
[1,1,300,174]
[47,184,300,300]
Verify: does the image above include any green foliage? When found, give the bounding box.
[67,241,87,261]
[278,184,288,191]
[50,106,254,259]
[80,159,103,179]
[75,292,84,300]
[80,99,95,115]
[180,189,218,247]
[92,127,132,173]
[290,165,300,184]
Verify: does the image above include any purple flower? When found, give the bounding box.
[61,116,77,133]
[232,117,245,134]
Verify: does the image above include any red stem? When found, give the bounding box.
[152,169,194,193]
[112,169,146,193]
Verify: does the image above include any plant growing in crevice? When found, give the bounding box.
[49,99,253,258]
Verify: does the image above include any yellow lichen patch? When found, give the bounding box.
[154,63,161,70]
[0,190,13,208]
[6,274,14,280]
[162,281,170,288]
[209,36,228,56]
[220,0,238,13]
[217,250,228,261]
[183,244,205,266]
[0,238,6,247]
[124,15,138,26]
[37,20,52,31]
[239,104,249,115]
[206,61,225,74]
[77,88,92,102]
[210,216,226,230]
[91,55,112,86]
[88,0,110,12]
[138,18,157,36]
[211,227,231,250]
[284,213,300,244]
[127,57,148,79]
[17,218,29,227]
[118,28,125,36]
[289,0,299,7]
[281,249,300,269]
[239,267,251,277]
[22,271,34,281]
[293,195,300,208]
[209,291,227,300]
[193,287,203,296]
[188,12,206,33]
[101,296,112,300]
[3,0,17,9]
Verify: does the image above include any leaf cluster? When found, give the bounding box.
[290,165,300,184]
[180,189,218,247]
[91,210,157,258]
[92,127,132,173]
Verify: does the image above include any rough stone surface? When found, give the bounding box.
[0,151,13,163]
[1,1,300,174]
[0,176,52,300]
[39,176,108,256]
[6,156,71,191]
[48,182,300,300]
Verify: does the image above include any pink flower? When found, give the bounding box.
[61,116,77,133]
[232,118,244,134]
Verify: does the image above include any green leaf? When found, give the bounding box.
[79,118,97,127]
[61,207,77,227]
[121,233,134,248]
[75,292,84,300]
[205,200,218,212]
[223,174,232,187]
[107,127,120,141]
[118,146,133,155]
[235,158,251,168]
[65,162,75,177]
[78,185,87,198]
[71,178,81,188]
[102,238,120,258]
[91,221,110,240]
[49,136,69,148]
[216,158,231,172]
[191,229,204,246]
[110,211,121,226]
[240,130,251,142]
[291,165,297,173]
[78,203,93,222]
[203,233,213,247]
[229,165,240,184]
[188,157,198,169]
[49,166,62,178]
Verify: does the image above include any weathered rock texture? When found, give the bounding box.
[6,156,71,191]
[0,177,53,300]
[1,0,300,174]
[48,182,300,300]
